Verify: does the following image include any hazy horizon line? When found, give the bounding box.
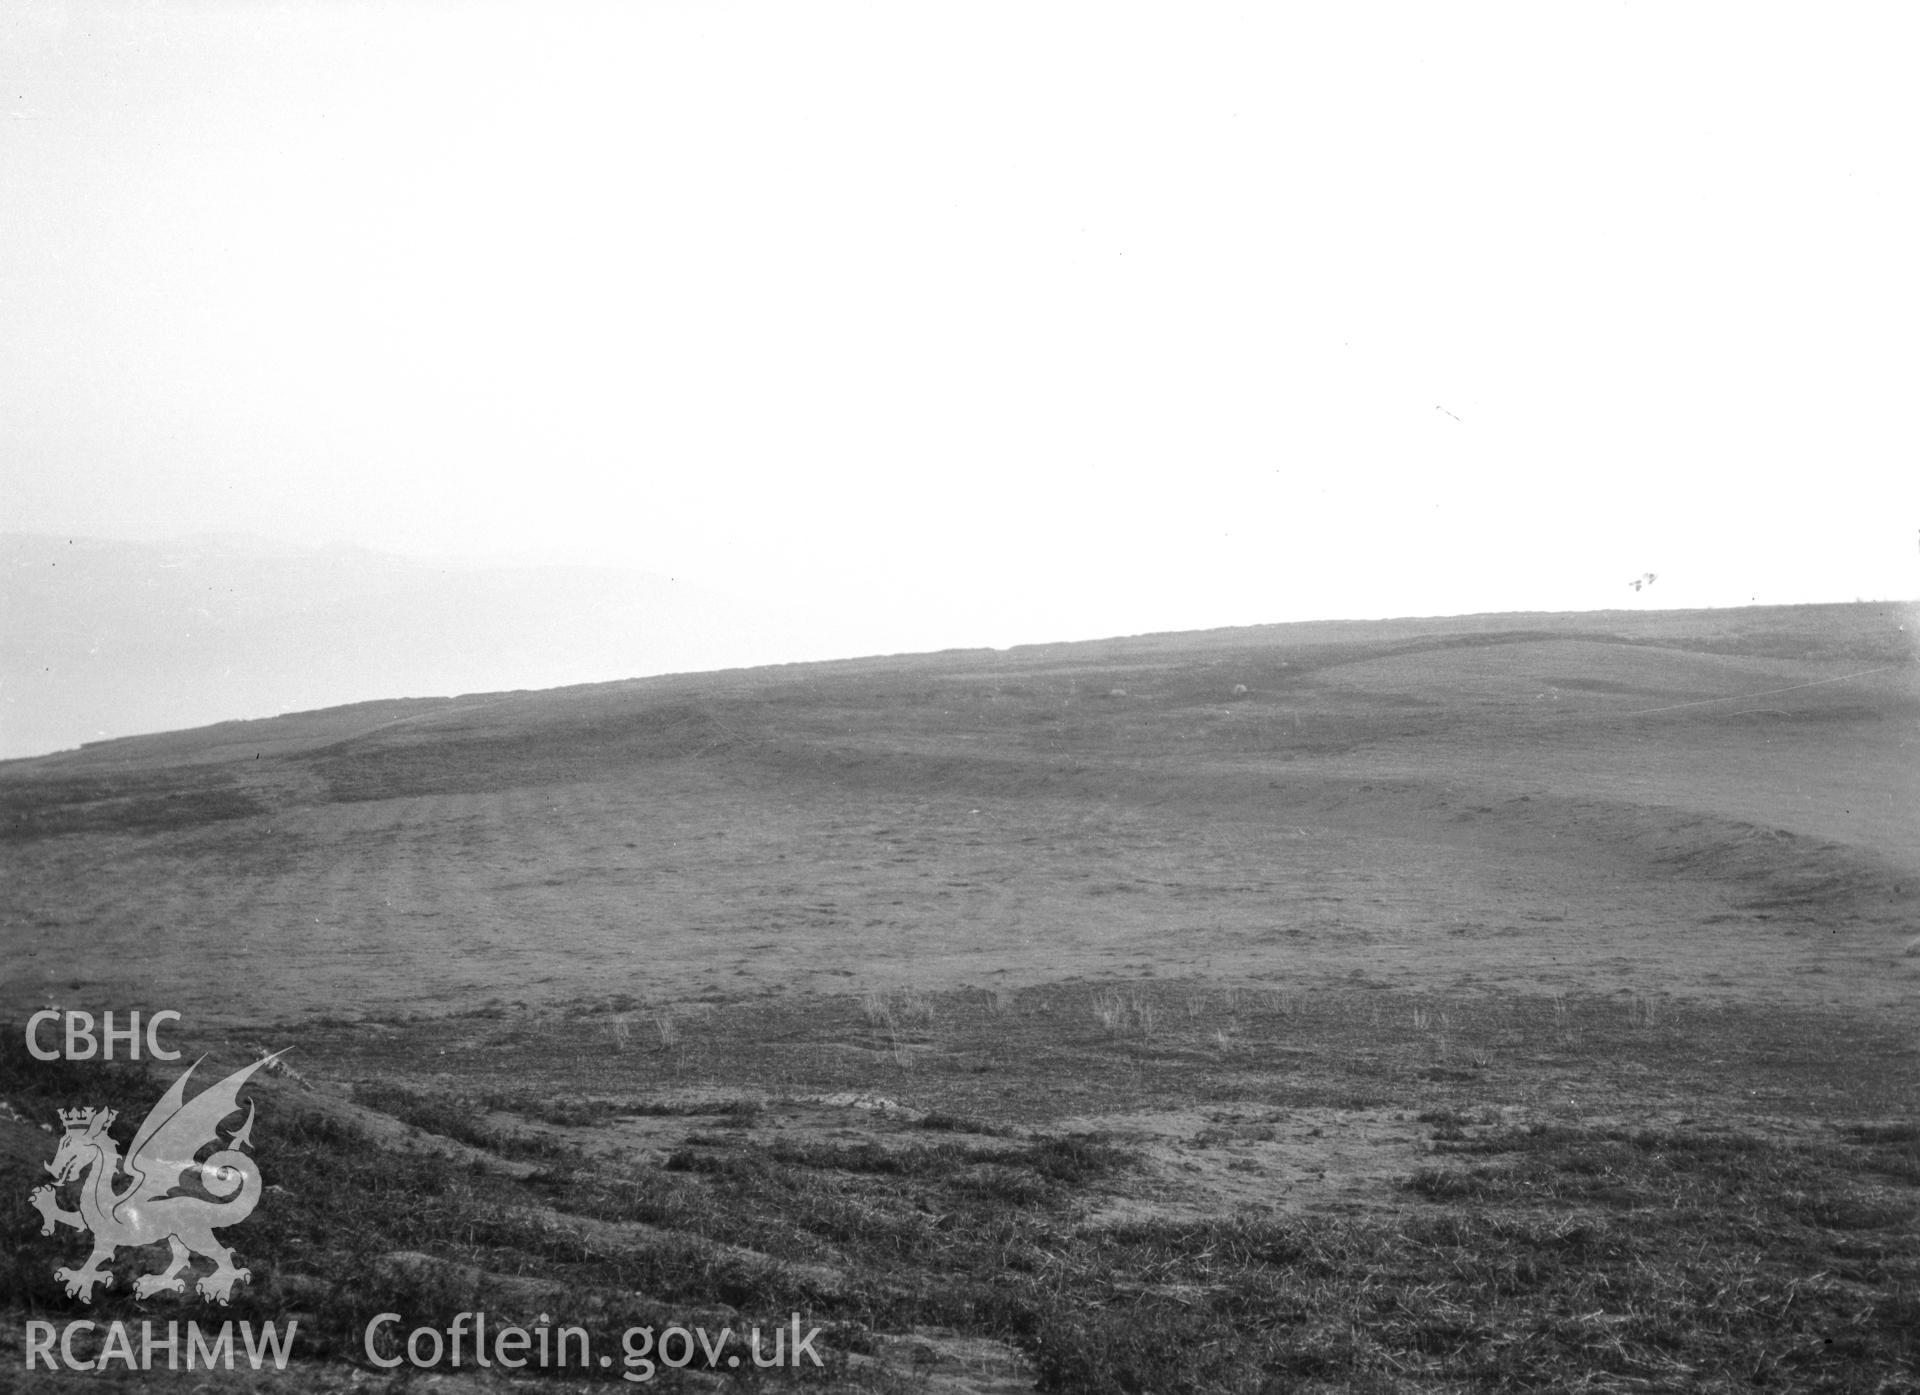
[6,585,1911,767]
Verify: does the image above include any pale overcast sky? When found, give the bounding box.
[6,3,1918,663]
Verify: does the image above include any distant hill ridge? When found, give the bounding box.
[4,596,1911,777]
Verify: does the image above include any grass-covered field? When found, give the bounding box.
[3,983,1916,1391]
[2,602,1916,1389]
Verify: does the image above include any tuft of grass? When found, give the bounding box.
[862,988,936,1033]
[1091,987,1158,1038]
[894,990,936,1027]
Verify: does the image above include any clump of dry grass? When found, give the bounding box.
[1543,990,1589,1043]
[654,1007,679,1050]
[1549,992,1584,1046]
[895,989,936,1027]
[863,988,937,1031]
[1265,989,1300,1017]
[857,989,937,1070]
[890,1030,916,1071]
[1091,988,1158,1038]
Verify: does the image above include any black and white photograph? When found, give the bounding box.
[3,3,1918,1389]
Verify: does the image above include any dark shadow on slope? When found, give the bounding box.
[306,702,742,802]
[0,768,265,841]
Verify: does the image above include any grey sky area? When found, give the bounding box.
[4,4,1916,758]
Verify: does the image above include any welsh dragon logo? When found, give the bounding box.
[30,1052,283,1304]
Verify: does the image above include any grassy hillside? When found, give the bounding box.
[1,602,1916,1390]
[4,602,1915,1023]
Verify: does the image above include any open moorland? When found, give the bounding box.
[2,603,1918,1391]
